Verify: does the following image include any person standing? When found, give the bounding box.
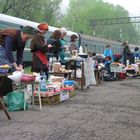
[134,47,139,62]
[59,27,68,63]
[104,44,114,61]
[103,44,114,80]
[0,26,34,71]
[30,23,51,79]
[69,34,78,55]
[122,41,132,66]
[47,29,62,61]
[60,27,67,46]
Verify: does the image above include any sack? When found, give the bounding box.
[4,91,28,111]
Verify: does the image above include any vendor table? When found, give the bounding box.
[0,74,12,120]
[68,58,85,90]
[48,71,72,80]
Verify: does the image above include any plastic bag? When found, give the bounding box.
[20,74,36,83]
[4,91,28,111]
[8,71,23,83]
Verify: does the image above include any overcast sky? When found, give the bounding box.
[103,0,140,16]
[61,0,140,16]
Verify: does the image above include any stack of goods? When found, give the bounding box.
[52,62,61,73]
[63,80,76,98]
[49,75,65,85]
[34,78,76,105]
[110,62,126,73]
[34,84,62,97]
[52,62,72,73]
[110,62,126,80]
[125,64,139,77]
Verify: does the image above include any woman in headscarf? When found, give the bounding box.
[0,26,34,71]
[30,23,51,79]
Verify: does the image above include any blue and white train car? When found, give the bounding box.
[0,13,139,66]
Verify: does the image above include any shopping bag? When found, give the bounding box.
[4,91,28,111]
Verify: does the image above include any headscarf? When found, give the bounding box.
[37,23,49,30]
[22,26,34,35]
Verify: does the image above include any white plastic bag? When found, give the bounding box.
[35,73,41,82]
[8,71,23,83]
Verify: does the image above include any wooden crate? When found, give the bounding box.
[69,90,76,98]
[34,89,76,105]
[34,94,60,105]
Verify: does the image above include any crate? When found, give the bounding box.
[69,89,76,98]
[34,89,76,105]
[34,93,60,105]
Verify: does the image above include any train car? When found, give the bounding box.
[0,13,139,66]
[0,13,77,37]
[0,13,78,66]
[80,34,139,55]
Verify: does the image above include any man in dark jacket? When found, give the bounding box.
[122,41,132,66]
[0,26,34,71]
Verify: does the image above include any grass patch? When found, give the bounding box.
[24,67,32,74]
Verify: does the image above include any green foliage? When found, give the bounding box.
[0,0,139,44]
[0,0,62,24]
[60,0,139,44]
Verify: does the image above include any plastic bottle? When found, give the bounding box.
[39,73,47,92]
[42,72,46,80]
[134,57,137,63]
[79,45,83,54]
[126,60,129,67]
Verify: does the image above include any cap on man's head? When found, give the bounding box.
[60,27,67,34]
[22,26,34,35]
[37,23,49,31]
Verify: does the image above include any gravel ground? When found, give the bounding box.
[0,77,140,140]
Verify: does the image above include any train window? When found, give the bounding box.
[94,45,97,52]
[95,45,99,54]
[98,46,101,54]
